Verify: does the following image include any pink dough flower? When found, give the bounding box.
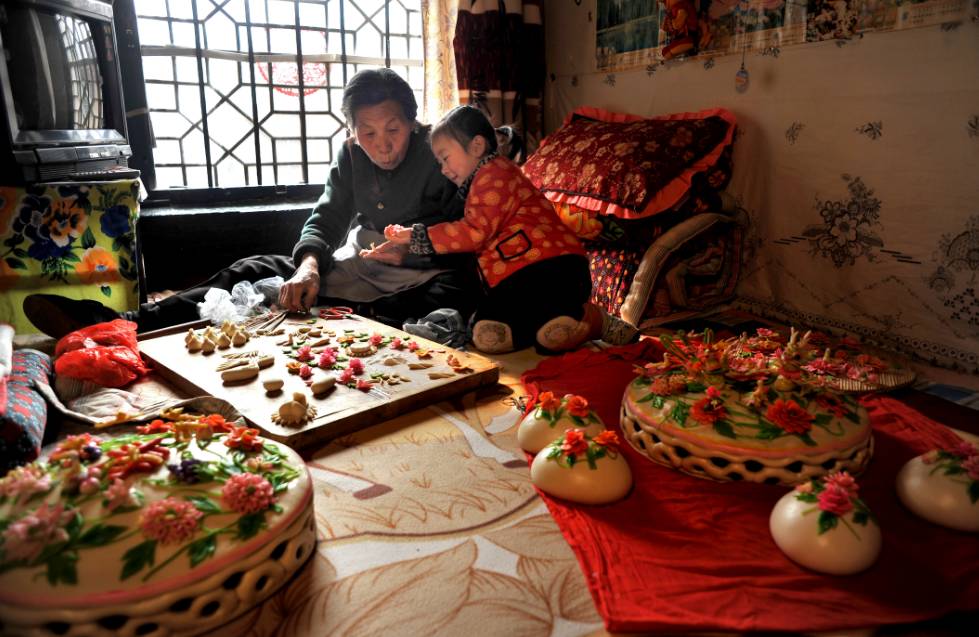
[951,441,978,459]
[824,471,859,497]
[299,364,313,379]
[593,430,620,448]
[103,478,135,511]
[817,484,854,516]
[356,379,373,392]
[963,455,979,481]
[1,503,75,562]
[391,337,404,349]
[318,347,338,368]
[338,368,354,384]
[370,333,383,345]
[139,498,202,545]
[347,358,364,375]
[690,386,727,425]
[408,341,419,352]
[222,473,275,514]
[0,464,52,500]
[295,345,313,362]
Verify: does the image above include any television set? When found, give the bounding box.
[0,0,136,184]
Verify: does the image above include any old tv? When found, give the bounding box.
[0,0,134,183]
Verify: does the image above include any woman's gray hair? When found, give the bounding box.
[341,68,417,126]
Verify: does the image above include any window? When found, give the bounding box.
[126,0,423,197]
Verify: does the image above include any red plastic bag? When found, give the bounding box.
[54,320,150,387]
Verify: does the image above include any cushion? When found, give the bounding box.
[523,106,736,220]
[0,349,52,475]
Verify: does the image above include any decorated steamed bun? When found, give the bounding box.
[896,441,979,532]
[530,429,632,505]
[518,392,605,453]
[769,471,881,575]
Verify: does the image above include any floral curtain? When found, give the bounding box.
[421,0,460,124]
[0,180,141,334]
[453,0,546,153]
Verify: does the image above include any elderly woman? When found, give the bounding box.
[24,69,481,337]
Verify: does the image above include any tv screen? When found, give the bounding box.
[5,7,105,132]
[0,0,132,183]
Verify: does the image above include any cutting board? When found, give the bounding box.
[138,311,500,451]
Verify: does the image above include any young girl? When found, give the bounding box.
[361,105,637,354]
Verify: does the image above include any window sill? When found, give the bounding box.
[140,199,316,217]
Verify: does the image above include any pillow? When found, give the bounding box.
[0,349,52,475]
[523,106,736,220]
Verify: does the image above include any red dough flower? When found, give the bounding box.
[690,386,727,425]
[560,429,589,456]
[538,391,561,413]
[224,426,264,452]
[766,399,814,434]
[565,395,590,418]
[593,430,620,448]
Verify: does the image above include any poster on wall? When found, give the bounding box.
[596,0,976,71]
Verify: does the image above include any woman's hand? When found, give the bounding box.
[278,254,321,311]
[383,224,412,244]
[360,240,407,266]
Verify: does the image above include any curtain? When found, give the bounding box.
[453,0,545,154]
[421,0,460,125]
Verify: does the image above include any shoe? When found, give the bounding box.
[535,315,591,352]
[472,320,515,354]
[600,312,640,346]
[23,294,122,339]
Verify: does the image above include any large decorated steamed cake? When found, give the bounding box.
[620,329,874,485]
[0,410,315,637]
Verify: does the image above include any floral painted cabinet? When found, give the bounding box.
[0,179,140,334]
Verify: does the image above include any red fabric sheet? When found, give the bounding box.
[521,342,979,633]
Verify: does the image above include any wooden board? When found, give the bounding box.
[138,311,499,451]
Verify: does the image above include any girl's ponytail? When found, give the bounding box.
[494,125,525,162]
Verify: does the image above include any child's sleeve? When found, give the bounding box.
[423,172,512,254]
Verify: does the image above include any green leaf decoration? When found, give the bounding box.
[63,251,80,263]
[817,511,839,535]
[798,433,818,447]
[100,285,112,297]
[187,495,221,514]
[81,227,96,249]
[78,524,126,547]
[12,247,28,258]
[844,411,861,424]
[65,512,83,541]
[637,392,660,403]
[813,413,833,426]
[46,551,78,586]
[756,425,783,440]
[970,481,979,505]
[686,382,707,393]
[852,510,869,526]
[795,491,818,504]
[236,513,266,541]
[4,257,26,270]
[120,540,156,581]
[188,534,217,567]
[652,395,665,409]
[670,401,689,426]
[713,420,737,439]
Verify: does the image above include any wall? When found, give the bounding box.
[543,1,979,373]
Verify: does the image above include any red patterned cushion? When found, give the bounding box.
[523,107,736,220]
[0,350,51,475]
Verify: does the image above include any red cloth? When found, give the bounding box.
[521,342,979,633]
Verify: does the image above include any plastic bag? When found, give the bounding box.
[197,280,273,324]
[54,319,150,388]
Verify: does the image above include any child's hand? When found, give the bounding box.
[360,241,406,265]
[384,224,411,244]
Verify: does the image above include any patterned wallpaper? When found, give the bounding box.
[542,0,979,373]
